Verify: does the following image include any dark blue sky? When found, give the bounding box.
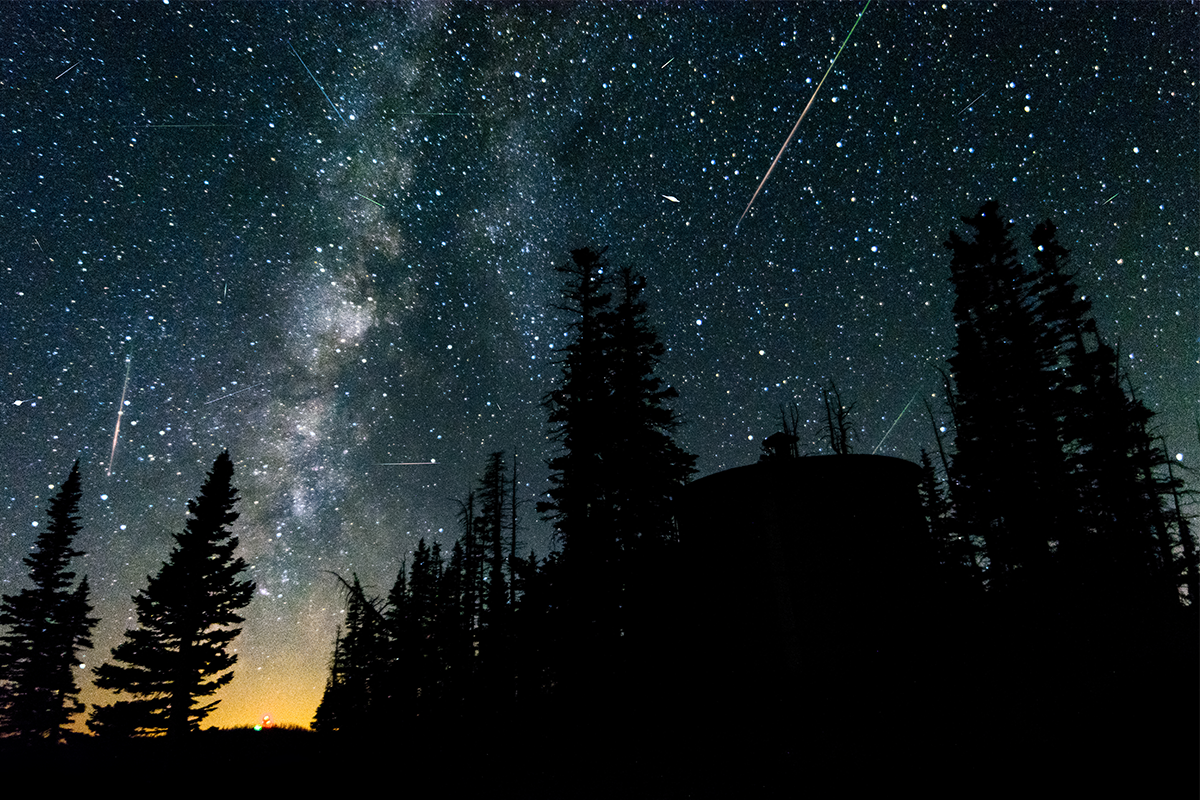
[1,1,1195,727]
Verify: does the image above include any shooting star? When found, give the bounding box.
[356,192,385,208]
[872,391,918,455]
[107,359,132,476]
[55,61,80,80]
[660,57,675,69]
[1101,192,1119,205]
[289,42,346,123]
[662,195,680,203]
[736,0,872,232]
[204,383,263,405]
[377,460,438,466]
[33,238,43,252]
[131,123,245,128]
[957,91,987,115]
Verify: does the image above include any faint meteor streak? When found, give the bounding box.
[377,461,438,466]
[131,123,245,128]
[356,192,385,208]
[204,382,263,405]
[107,359,131,476]
[1101,192,1119,205]
[957,91,988,115]
[736,0,872,232]
[289,42,346,123]
[55,61,80,80]
[872,391,918,455]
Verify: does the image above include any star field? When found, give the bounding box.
[1,2,1195,729]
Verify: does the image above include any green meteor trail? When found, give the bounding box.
[290,42,346,123]
[873,391,918,455]
[356,193,385,208]
[737,0,872,232]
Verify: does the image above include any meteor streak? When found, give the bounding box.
[132,123,245,128]
[55,61,80,80]
[1101,192,1119,205]
[660,57,675,69]
[377,461,438,466]
[107,359,131,476]
[736,0,872,232]
[957,91,988,115]
[872,391,918,455]
[356,192,385,208]
[289,42,346,123]
[204,383,263,405]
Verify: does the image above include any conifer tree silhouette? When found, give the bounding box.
[944,202,1066,598]
[943,201,1190,611]
[0,461,98,740]
[92,451,254,736]
[540,247,695,703]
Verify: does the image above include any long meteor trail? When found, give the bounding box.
[107,359,132,476]
[736,0,872,232]
[289,42,346,123]
[872,391,918,455]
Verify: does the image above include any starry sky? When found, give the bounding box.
[1,2,1195,730]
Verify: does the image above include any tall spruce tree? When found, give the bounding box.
[540,247,696,697]
[943,201,1189,612]
[0,461,98,740]
[541,249,695,563]
[603,266,697,554]
[943,201,1068,598]
[540,247,614,564]
[313,575,383,733]
[477,451,509,625]
[92,451,254,736]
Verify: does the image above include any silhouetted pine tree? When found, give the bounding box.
[943,202,1190,614]
[539,247,695,705]
[381,562,415,719]
[336,575,382,730]
[540,247,614,566]
[476,452,514,708]
[313,630,346,733]
[407,538,443,711]
[92,451,254,736]
[603,266,697,556]
[943,202,1070,599]
[477,452,509,627]
[0,461,98,740]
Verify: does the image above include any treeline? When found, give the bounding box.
[1,210,1195,749]
[918,201,1196,617]
[313,247,697,732]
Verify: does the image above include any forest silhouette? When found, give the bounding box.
[1,207,1196,792]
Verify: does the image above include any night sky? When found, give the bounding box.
[1,2,1195,729]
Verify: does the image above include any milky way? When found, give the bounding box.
[1,2,1195,728]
